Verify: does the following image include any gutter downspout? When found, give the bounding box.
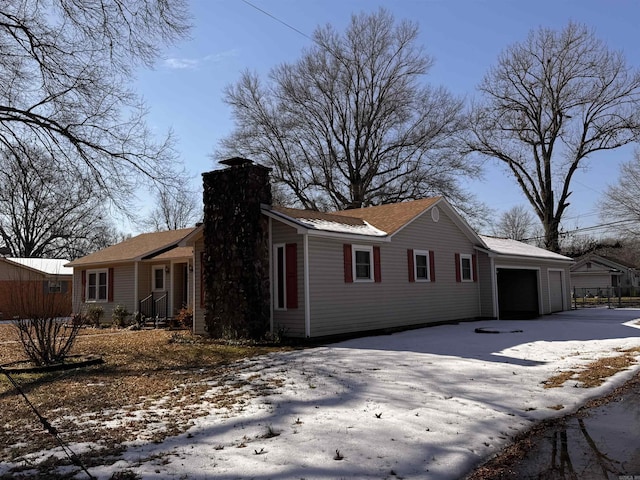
[269,217,274,334]
[304,232,310,338]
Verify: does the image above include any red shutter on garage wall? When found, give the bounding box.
[373,246,381,283]
[455,253,461,282]
[407,249,415,282]
[472,254,478,282]
[108,268,114,302]
[343,244,353,283]
[429,250,436,282]
[81,270,86,301]
[285,243,298,309]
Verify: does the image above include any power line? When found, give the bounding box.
[241,0,312,41]
[521,219,638,242]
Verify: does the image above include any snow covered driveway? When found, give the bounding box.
[32,310,640,478]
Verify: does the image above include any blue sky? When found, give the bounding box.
[133,0,640,236]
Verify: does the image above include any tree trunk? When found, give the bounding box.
[544,218,561,253]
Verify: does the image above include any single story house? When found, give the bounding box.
[68,159,574,338]
[0,257,73,320]
[570,253,640,296]
[66,228,195,324]
[183,159,574,338]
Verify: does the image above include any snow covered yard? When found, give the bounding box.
[4,308,640,479]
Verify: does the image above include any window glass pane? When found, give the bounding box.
[355,250,371,279]
[416,254,428,279]
[462,258,472,280]
[99,271,108,299]
[155,268,164,290]
[88,273,97,300]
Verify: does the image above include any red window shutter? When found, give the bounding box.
[81,270,86,302]
[455,253,461,283]
[373,246,381,283]
[108,268,114,302]
[285,243,298,309]
[472,254,478,282]
[200,252,205,308]
[407,249,415,282]
[343,244,353,283]
[429,250,436,282]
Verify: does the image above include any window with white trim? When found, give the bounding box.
[460,254,473,281]
[48,280,62,293]
[353,245,373,281]
[87,269,108,301]
[274,244,286,310]
[414,250,430,281]
[153,266,165,291]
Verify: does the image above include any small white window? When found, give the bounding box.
[87,269,108,301]
[353,245,373,282]
[48,280,62,293]
[153,266,165,291]
[460,254,473,282]
[414,250,430,281]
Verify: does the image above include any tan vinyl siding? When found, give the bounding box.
[111,263,135,317]
[271,222,305,337]
[307,208,481,337]
[73,263,136,322]
[571,273,611,290]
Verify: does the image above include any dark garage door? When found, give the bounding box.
[497,268,539,319]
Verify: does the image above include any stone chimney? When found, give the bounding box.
[201,158,272,339]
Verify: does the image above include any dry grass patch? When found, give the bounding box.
[543,348,639,389]
[0,324,292,472]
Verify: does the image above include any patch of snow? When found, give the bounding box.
[296,218,388,236]
[5,257,73,275]
[2,309,640,479]
[480,235,572,261]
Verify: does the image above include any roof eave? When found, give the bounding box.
[486,252,574,263]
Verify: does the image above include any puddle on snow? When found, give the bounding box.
[509,389,640,479]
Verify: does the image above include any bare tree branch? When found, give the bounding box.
[467,22,640,252]
[0,0,191,208]
[217,8,483,219]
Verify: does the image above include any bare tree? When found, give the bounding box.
[0,146,117,258]
[0,1,190,207]
[140,183,202,231]
[218,9,483,217]
[603,150,640,238]
[467,22,640,252]
[492,205,535,241]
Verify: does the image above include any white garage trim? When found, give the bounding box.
[548,268,566,312]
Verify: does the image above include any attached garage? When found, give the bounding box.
[478,236,573,320]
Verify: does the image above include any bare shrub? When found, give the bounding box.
[8,277,79,366]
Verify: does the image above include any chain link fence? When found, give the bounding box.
[572,286,640,309]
